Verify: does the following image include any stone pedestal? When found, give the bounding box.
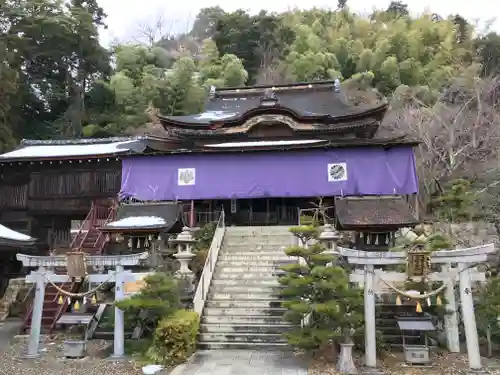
[337,343,357,374]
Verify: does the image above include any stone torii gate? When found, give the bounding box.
[329,243,494,374]
[16,252,149,359]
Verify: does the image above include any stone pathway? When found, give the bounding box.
[171,349,309,375]
[0,319,23,350]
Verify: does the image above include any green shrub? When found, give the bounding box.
[115,272,181,326]
[190,248,208,280]
[147,309,200,365]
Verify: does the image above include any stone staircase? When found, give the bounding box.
[198,226,297,349]
[0,278,28,322]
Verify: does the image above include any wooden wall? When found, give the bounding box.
[0,159,122,252]
[0,160,121,213]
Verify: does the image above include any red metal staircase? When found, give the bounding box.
[23,200,117,333]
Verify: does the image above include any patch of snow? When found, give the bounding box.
[194,111,237,120]
[0,224,33,242]
[142,364,164,374]
[205,139,326,148]
[106,216,166,228]
[0,140,138,159]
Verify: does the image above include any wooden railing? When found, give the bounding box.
[193,209,226,315]
[70,204,95,249]
[92,204,117,254]
[182,210,221,227]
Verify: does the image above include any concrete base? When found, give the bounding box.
[467,369,488,375]
[361,367,384,375]
[107,354,129,361]
[18,353,40,360]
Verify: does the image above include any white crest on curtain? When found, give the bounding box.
[178,168,196,186]
[327,163,348,182]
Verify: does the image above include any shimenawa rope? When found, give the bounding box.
[43,273,115,298]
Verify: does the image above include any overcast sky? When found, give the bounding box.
[98,0,499,46]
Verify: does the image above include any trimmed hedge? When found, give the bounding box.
[147,309,200,365]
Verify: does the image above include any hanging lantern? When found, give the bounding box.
[58,295,64,305]
[396,295,402,306]
[91,294,97,304]
[416,301,423,313]
[436,295,442,306]
[74,300,80,311]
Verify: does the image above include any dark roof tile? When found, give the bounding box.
[335,197,418,229]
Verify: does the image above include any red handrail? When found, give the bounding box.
[93,203,117,255]
[70,202,95,249]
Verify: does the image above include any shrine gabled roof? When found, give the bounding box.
[100,202,182,233]
[158,80,388,129]
[0,224,36,247]
[335,196,419,230]
[0,136,152,162]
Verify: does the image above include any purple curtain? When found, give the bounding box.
[120,146,418,201]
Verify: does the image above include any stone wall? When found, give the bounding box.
[433,221,499,248]
[399,221,499,249]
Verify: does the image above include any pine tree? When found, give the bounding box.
[279,225,364,349]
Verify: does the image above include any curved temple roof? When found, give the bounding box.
[159,80,388,128]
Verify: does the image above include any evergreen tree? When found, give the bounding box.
[279,226,364,349]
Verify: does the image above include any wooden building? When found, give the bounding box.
[0,80,420,252]
[0,79,421,330]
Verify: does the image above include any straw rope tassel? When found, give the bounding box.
[416,301,423,313]
[396,295,402,306]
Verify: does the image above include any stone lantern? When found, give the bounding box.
[169,227,198,306]
[319,224,342,251]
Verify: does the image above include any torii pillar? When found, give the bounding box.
[16,252,148,359]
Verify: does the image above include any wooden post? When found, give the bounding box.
[189,200,195,227]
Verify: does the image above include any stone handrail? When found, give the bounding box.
[193,209,226,315]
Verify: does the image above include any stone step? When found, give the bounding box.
[202,315,287,325]
[214,272,283,280]
[200,323,293,334]
[216,260,294,268]
[220,249,289,256]
[206,299,283,308]
[223,241,293,248]
[208,292,282,300]
[210,285,283,294]
[218,254,293,262]
[203,307,286,316]
[198,332,287,343]
[225,226,292,234]
[215,266,286,275]
[212,279,281,287]
[197,341,290,350]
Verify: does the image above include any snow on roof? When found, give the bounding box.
[0,224,34,242]
[106,216,167,228]
[0,140,140,160]
[205,139,326,148]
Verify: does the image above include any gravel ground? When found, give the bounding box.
[0,335,146,375]
[308,351,500,375]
